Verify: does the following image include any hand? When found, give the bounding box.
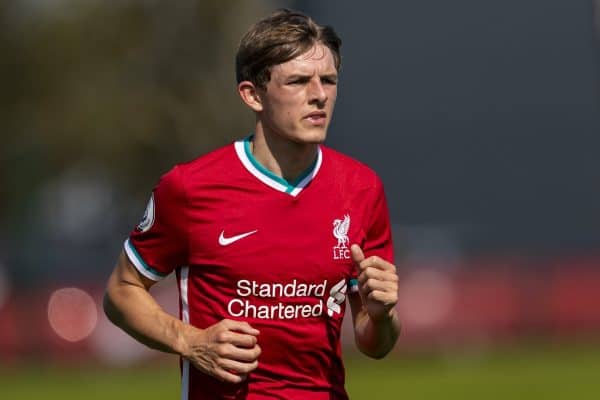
[351,244,398,322]
[182,319,261,384]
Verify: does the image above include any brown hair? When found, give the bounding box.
[236,9,342,88]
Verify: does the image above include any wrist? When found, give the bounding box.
[173,321,196,358]
[370,308,397,325]
[370,309,400,341]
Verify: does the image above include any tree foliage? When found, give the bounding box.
[1,0,272,217]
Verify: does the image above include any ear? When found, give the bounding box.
[238,81,263,112]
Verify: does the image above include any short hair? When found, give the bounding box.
[236,9,342,88]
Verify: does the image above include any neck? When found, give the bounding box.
[251,126,319,183]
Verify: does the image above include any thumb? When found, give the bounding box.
[350,244,365,267]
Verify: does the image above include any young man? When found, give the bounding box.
[104,9,400,400]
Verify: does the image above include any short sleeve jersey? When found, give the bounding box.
[125,137,394,400]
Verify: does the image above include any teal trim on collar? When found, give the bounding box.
[243,136,318,193]
[244,137,291,190]
[290,157,318,187]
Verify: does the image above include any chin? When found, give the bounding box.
[270,125,328,146]
[295,128,328,144]
[302,135,327,144]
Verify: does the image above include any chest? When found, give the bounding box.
[185,186,368,284]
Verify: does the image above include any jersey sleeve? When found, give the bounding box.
[348,176,394,293]
[349,175,394,293]
[124,165,188,281]
[363,175,394,262]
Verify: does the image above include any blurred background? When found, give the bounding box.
[1,0,599,399]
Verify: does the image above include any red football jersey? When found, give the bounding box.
[125,136,393,400]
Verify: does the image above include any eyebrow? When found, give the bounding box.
[285,72,338,81]
[320,73,338,81]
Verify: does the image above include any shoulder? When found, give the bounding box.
[175,142,237,177]
[153,141,238,196]
[157,141,241,187]
[320,145,383,190]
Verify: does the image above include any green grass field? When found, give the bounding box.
[1,344,599,399]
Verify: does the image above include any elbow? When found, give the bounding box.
[102,290,122,326]
[357,344,393,360]
[354,324,401,359]
[369,349,392,360]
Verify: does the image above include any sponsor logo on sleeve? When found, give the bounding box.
[136,194,155,232]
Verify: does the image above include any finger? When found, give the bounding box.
[217,330,258,348]
[212,366,246,384]
[358,256,396,273]
[222,319,260,336]
[360,279,397,294]
[218,358,259,375]
[221,343,261,362]
[350,244,365,268]
[357,268,398,285]
[367,290,398,304]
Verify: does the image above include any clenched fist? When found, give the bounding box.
[181,319,261,384]
[350,244,398,322]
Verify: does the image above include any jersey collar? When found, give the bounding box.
[234,135,322,197]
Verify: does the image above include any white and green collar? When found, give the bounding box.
[234,135,322,196]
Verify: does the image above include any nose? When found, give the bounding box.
[309,78,328,105]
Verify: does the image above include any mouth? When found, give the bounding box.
[304,111,327,125]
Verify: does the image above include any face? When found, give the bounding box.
[255,43,338,144]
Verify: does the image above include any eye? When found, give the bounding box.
[322,77,338,85]
[287,77,309,85]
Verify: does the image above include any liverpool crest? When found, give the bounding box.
[332,214,351,260]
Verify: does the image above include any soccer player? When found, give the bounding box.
[103,9,400,400]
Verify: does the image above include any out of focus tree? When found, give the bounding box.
[1,0,275,223]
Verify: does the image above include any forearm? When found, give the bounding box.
[103,286,187,355]
[354,308,400,359]
[103,252,190,356]
[103,252,262,383]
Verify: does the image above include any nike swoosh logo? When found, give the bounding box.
[218,230,258,246]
